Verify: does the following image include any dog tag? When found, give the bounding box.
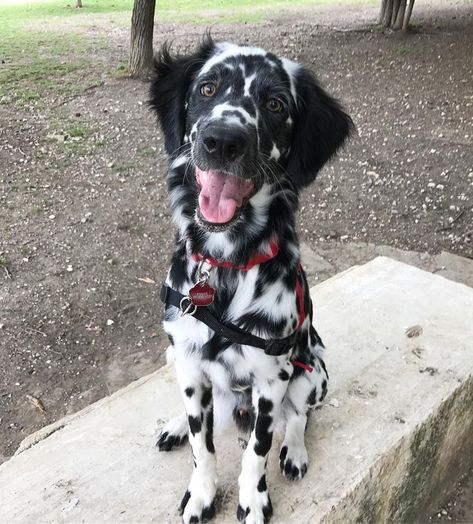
[189,282,215,306]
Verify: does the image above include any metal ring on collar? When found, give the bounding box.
[179,296,197,316]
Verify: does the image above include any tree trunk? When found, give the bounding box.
[76,0,82,7]
[382,0,393,27]
[128,0,156,79]
[379,0,414,30]
[379,0,387,24]
[391,0,401,27]
[393,0,407,29]
[403,0,415,31]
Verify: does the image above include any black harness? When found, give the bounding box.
[160,284,298,357]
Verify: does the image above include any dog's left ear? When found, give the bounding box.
[286,67,354,189]
[149,38,215,157]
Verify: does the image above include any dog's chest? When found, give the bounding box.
[207,266,298,335]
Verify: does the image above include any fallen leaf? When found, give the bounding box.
[26,394,46,415]
[405,325,423,338]
[137,277,156,284]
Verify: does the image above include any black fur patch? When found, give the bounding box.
[278,369,290,381]
[257,475,267,492]
[179,490,191,514]
[188,415,202,435]
[254,413,273,456]
[205,409,215,454]
[184,387,195,398]
[201,387,212,409]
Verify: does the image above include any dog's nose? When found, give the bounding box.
[202,126,248,162]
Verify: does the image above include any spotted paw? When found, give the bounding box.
[179,466,218,524]
[156,413,189,452]
[237,475,273,524]
[179,489,216,524]
[279,444,308,480]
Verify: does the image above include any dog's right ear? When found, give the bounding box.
[149,38,215,156]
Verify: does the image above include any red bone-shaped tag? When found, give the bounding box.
[189,282,215,307]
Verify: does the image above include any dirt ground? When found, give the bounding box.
[1,0,472,516]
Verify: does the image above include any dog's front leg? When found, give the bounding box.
[175,360,217,524]
[237,368,291,524]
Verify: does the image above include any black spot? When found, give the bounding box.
[189,516,199,524]
[279,445,288,462]
[184,387,194,398]
[254,413,273,456]
[278,369,290,381]
[307,387,317,407]
[237,504,250,522]
[179,490,191,514]
[205,409,215,453]
[258,398,273,414]
[167,334,174,346]
[202,502,216,521]
[263,496,273,523]
[188,415,202,435]
[257,475,267,492]
[320,378,328,401]
[201,387,212,409]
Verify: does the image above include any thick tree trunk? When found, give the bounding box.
[128,0,156,79]
[379,0,387,24]
[379,0,414,30]
[391,0,401,27]
[403,0,415,31]
[393,0,407,29]
[76,0,82,7]
[382,0,394,27]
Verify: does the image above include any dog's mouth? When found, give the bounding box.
[195,168,255,227]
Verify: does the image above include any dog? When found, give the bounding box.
[150,38,353,524]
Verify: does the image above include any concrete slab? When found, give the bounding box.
[301,241,473,289]
[1,257,472,523]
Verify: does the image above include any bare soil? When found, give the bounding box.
[0,0,471,496]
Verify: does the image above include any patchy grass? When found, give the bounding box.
[0,256,9,269]
[0,0,375,105]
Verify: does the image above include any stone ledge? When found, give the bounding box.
[1,256,472,523]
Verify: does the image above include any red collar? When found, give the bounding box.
[192,239,279,272]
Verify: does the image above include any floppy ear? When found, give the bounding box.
[149,38,215,156]
[286,67,354,189]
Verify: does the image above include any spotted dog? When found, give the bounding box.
[150,38,353,524]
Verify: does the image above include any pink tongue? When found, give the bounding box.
[196,168,254,224]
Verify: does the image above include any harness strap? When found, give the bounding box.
[160,284,297,357]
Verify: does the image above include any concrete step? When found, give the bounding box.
[300,241,473,289]
[1,257,472,523]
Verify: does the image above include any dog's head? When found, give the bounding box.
[150,38,353,234]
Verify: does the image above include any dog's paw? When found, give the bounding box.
[279,444,308,480]
[179,469,217,524]
[237,476,273,524]
[156,413,189,451]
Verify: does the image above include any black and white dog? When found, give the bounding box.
[150,38,353,524]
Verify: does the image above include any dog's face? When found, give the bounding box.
[150,39,353,235]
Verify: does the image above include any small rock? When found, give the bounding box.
[106,319,114,326]
[329,398,340,408]
[66,265,73,272]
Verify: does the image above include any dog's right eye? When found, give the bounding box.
[200,83,217,97]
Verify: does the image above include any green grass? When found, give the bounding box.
[0,256,9,269]
[0,0,374,106]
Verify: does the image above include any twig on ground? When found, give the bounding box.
[435,209,465,232]
[52,81,105,108]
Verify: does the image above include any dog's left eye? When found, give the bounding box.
[200,83,217,97]
[265,98,283,113]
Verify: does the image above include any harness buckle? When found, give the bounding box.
[179,296,197,316]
